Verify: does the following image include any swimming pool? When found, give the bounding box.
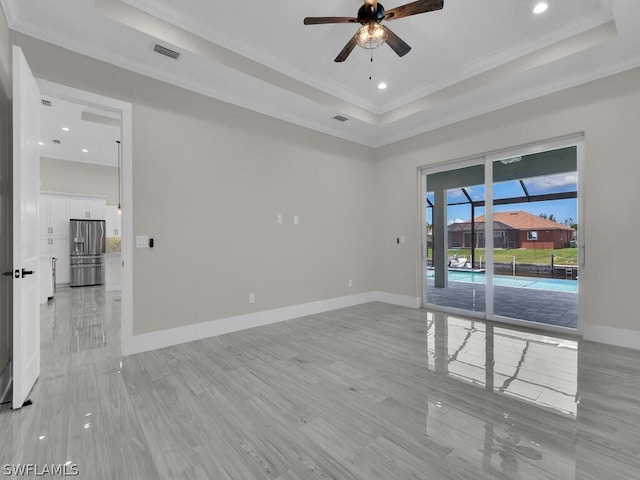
[427,270,578,293]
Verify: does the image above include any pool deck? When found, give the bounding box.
[426,279,577,329]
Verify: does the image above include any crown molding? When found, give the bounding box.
[0,0,18,26]
[5,0,639,148]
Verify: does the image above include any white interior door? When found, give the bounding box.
[12,46,41,409]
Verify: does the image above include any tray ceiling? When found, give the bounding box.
[3,0,640,146]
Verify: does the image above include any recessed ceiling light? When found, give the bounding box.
[82,149,88,153]
[533,2,548,14]
[378,82,388,90]
[38,141,44,146]
[62,127,70,132]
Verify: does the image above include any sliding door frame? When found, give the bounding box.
[420,156,487,320]
[420,134,585,336]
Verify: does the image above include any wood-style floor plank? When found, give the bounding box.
[1,286,640,479]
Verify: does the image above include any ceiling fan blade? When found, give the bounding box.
[384,0,443,21]
[304,17,358,25]
[382,26,411,57]
[334,35,358,62]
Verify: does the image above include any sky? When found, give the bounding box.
[426,172,578,226]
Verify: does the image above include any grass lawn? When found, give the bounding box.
[427,248,578,266]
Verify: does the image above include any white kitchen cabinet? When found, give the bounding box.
[40,194,70,236]
[104,253,121,291]
[69,196,106,220]
[39,195,49,236]
[52,238,70,285]
[40,236,52,257]
[40,236,70,285]
[105,205,122,237]
[68,197,86,219]
[87,197,105,220]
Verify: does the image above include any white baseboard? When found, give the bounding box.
[583,323,640,351]
[369,291,421,308]
[123,292,371,355]
[123,291,421,356]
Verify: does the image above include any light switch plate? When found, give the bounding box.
[136,235,150,248]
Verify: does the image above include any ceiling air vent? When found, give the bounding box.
[41,99,52,107]
[81,111,121,127]
[333,115,348,122]
[53,139,61,144]
[153,44,180,60]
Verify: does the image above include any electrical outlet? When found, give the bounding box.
[249,293,255,304]
[348,280,353,288]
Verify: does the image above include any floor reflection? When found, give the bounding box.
[423,311,640,480]
[426,314,578,416]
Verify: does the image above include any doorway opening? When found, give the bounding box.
[37,80,132,356]
[422,136,583,334]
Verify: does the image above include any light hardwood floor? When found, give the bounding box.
[1,286,639,479]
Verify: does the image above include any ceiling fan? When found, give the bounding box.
[303,0,444,62]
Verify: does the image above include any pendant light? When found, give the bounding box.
[116,140,122,215]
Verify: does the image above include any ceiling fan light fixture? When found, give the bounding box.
[356,22,387,49]
[533,2,548,14]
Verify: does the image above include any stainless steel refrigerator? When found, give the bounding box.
[70,219,106,287]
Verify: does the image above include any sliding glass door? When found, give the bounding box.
[491,147,578,328]
[425,160,486,316]
[423,138,581,332]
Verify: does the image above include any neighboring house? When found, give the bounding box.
[449,211,574,249]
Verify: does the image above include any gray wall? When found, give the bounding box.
[132,103,375,333]
[13,33,377,336]
[11,29,640,344]
[40,157,119,205]
[0,4,12,382]
[375,67,640,334]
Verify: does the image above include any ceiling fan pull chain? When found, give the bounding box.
[369,49,373,80]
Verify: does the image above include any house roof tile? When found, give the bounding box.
[473,211,574,231]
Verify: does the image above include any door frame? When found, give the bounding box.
[420,134,585,336]
[419,155,486,316]
[37,80,134,354]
